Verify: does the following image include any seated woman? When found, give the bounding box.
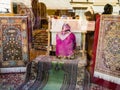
[56,23,76,59]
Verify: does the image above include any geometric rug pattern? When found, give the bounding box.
[0,73,113,90]
[0,16,29,68]
[92,15,120,90]
[16,55,89,90]
[0,73,25,90]
[17,2,33,43]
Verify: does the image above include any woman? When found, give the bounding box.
[102,3,113,14]
[56,23,76,59]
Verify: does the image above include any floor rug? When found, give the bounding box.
[17,55,89,90]
[0,72,114,90]
[0,73,25,90]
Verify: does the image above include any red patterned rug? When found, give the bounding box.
[0,73,25,89]
[90,83,112,90]
[92,15,120,90]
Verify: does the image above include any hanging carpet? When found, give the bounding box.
[92,15,120,90]
[0,16,29,73]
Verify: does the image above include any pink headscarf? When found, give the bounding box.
[61,23,71,34]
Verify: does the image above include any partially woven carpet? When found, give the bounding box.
[16,55,89,90]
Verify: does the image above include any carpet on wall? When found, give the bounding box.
[16,2,33,43]
[92,15,120,90]
[0,16,29,72]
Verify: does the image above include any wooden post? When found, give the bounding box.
[82,32,86,57]
[47,17,51,55]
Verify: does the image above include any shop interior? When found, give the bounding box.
[0,0,120,90]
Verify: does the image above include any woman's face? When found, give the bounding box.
[62,24,70,32]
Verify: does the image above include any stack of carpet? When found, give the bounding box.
[32,30,48,51]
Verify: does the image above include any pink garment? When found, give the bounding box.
[56,32,76,57]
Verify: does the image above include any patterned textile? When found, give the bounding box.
[90,83,112,90]
[0,16,29,68]
[31,0,47,30]
[0,72,25,89]
[17,2,33,43]
[16,62,38,90]
[32,30,48,50]
[92,15,120,89]
[17,55,89,90]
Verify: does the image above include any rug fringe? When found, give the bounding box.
[94,71,120,84]
[0,67,26,73]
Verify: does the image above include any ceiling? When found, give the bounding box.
[39,0,72,9]
[0,0,119,13]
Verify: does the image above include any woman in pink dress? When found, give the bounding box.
[56,23,76,59]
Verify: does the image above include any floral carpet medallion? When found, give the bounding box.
[0,16,29,69]
[93,15,120,89]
